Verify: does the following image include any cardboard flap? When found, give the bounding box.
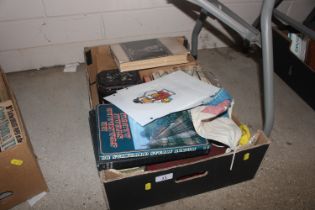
[0,71,11,102]
[85,46,117,85]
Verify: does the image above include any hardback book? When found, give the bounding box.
[110,37,189,72]
[89,104,210,170]
[146,143,227,171]
[151,65,212,84]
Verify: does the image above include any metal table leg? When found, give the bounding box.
[191,9,208,59]
[189,0,276,135]
[261,0,276,135]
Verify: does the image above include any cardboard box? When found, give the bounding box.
[84,39,271,210]
[0,69,48,210]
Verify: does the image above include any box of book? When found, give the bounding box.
[0,68,48,210]
[84,40,271,210]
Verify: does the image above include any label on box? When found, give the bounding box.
[11,159,23,166]
[155,173,173,183]
[145,183,151,191]
[0,100,23,152]
[243,153,250,161]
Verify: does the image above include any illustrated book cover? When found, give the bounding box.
[89,104,210,170]
[110,37,189,72]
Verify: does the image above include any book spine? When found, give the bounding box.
[89,109,105,170]
[99,144,210,161]
[98,145,210,170]
[95,106,104,161]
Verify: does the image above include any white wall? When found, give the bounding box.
[0,0,314,72]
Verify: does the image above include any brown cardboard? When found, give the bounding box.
[306,39,315,71]
[0,80,9,102]
[0,68,48,210]
[84,45,118,85]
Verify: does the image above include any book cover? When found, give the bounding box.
[92,104,210,169]
[110,37,189,72]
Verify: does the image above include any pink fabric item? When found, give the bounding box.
[201,100,231,115]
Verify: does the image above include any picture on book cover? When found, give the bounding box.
[96,104,208,161]
[133,89,175,104]
[128,109,205,150]
[121,39,172,61]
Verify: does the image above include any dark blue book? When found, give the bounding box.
[89,104,210,170]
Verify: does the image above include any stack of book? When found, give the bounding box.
[110,37,190,72]
[92,36,219,171]
[96,37,190,102]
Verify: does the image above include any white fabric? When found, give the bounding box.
[105,71,220,126]
[191,106,241,150]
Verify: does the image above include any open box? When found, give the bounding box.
[0,68,48,210]
[84,39,271,210]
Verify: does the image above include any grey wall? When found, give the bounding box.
[0,0,314,72]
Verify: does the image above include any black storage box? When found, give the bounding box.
[84,40,271,210]
[273,28,315,110]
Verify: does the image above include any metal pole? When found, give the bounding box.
[188,0,260,45]
[273,9,315,40]
[252,0,283,29]
[260,0,276,136]
[191,9,208,58]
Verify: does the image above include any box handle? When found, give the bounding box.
[175,170,208,183]
[0,191,14,201]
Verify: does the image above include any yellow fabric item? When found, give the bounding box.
[239,124,251,145]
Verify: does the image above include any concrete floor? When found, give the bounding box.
[8,48,315,210]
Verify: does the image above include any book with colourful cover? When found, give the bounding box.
[90,104,210,170]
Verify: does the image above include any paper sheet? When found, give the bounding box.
[64,63,79,72]
[105,71,219,126]
[27,191,47,207]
